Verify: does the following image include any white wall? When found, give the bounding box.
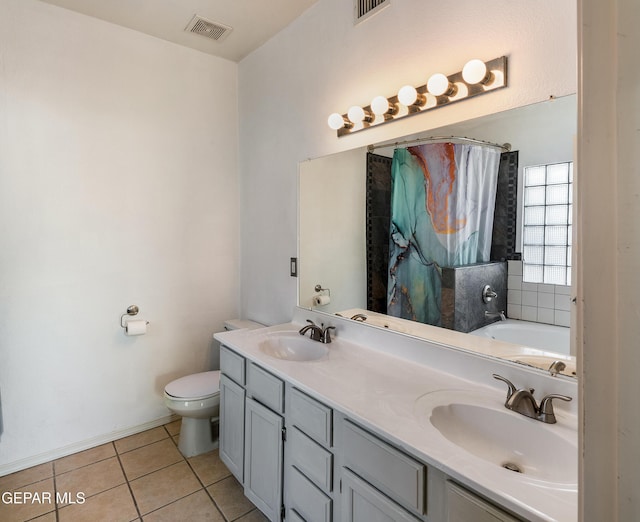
[238,0,577,326]
[0,0,239,471]
[298,149,366,313]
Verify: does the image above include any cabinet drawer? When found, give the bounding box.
[289,427,333,493]
[289,466,332,522]
[290,388,332,447]
[343,420,426,515]
[446,481,522,522]
[342,468,421,522]
[220,345,245,385]
[247,362,284,414]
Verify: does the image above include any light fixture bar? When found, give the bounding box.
[331,56,508,137]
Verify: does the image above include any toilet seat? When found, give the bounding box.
[165,371,220,400]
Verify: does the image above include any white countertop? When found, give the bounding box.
[215,318,578,522]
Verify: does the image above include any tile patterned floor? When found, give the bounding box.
[0,420,267,522]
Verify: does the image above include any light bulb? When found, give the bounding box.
[427,73,453,96]
[328,112,347,130]
[347,105,367,123]
[462,59,489,84]
[371,96,390,115]
[397,85,418,106]
[397,85,426,108]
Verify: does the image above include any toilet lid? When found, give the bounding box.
[165,371,220,399]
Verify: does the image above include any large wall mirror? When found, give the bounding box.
[298,94,577,378]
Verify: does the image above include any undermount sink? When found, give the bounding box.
[415,390,577,486]
[259,332,329,361]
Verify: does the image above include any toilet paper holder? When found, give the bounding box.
[314,284,331,298]
[120,305,149,329]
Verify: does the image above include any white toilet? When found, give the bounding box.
[164,319,263,457]
[164,370,221,457]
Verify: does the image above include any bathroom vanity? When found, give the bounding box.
[214,309,577,522]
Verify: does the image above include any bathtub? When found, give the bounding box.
[470,319,575,376]
[469,319,570,355]
[336,309,575,376]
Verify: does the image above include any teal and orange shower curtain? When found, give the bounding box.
[387,143,500,326]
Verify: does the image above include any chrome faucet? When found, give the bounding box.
[482,285,498,303]
[493,374,572,424]
[548,360,567,377]
[485,310,507,321]
[299,320,335,344]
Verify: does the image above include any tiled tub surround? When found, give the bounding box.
[215,309,578,522]
[506,260,572,327]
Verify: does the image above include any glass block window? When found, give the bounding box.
[522,162,573,285]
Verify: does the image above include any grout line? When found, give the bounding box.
[115,432,172,457]
[113,441,143,521]
[52,461,59,522]
[183,453,228,521]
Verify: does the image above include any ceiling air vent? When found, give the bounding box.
[355,0,390,24]
[185,15,233,42]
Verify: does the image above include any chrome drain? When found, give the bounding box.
[502,462,523,473]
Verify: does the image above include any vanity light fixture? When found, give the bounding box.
[327,56,508,137]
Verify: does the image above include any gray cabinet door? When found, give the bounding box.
[342,468,421,522]
[219,374,246,482]
[244,397,284,522]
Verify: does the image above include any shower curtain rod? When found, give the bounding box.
[366,135,511,153]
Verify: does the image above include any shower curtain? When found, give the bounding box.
[387,143,501,326]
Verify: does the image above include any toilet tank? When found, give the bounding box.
[224,319,264,331]
[210,320,264,371]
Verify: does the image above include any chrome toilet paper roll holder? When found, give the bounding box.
[120,305,149,329]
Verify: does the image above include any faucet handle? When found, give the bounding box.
[322,326,336,344]
[493,374,517,404]
[538,394,572,424]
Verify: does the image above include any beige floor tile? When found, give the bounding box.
[187,449,231,486]
[142,490,224,522]
[0,462,53,492]
[58,483,138,522]
[55,444,116,474]
[0,478,55,522]
[115,427,169,455]
[207,476,255,521]
[164,420,181,437]
[119,439,183,481]
[129,461,201,515]
[235,509,269,522]
[32,512,57,521]
[56,457,125,506]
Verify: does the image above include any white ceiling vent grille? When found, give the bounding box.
[185,15,233,42]
[355,0,390,24]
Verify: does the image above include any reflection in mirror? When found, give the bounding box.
[299,95,577,377]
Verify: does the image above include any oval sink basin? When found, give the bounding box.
[259,332,329,361]
[415,390,577,486]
